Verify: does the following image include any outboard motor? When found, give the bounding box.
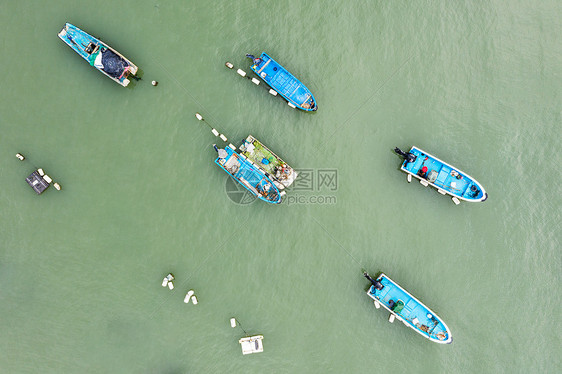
[363,272,384,291]
[394,147,417,164]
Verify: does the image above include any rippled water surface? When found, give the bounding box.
[1,1,560,373]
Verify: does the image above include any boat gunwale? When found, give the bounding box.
[401,146,487,202]
[58,22,138,87]
[367,272,452,344]
[250,52,317,112]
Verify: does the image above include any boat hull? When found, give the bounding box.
[249,53,317,111]
[366,273,452,344]
[399,146,487,202]
[215,147,282,204]
[58,23,138,87]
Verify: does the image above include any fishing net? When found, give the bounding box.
[101,49,128,78]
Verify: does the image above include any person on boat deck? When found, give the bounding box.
[418,166,428,179]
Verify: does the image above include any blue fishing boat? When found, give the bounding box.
[58,23,138,87]
[246,53,317,111]
[394,146,487,204]
[214,145,284,204]
[364,272,452,344]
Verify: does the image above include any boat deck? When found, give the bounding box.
[251,53,316,110]
[239,135,297,188]
[216,147,281,204]
[367,274,451,343]
[401,146,486,201]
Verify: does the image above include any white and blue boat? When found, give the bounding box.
[214,145,284,204]
[394,146,487,204]
[58,23,138,87]
[246,53,317,111]
[364,272,452,344]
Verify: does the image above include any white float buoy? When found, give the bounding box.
[184,290,194,303]
[287,102,296,108]
[37,168,45,176]
[230,318,237,328]
[219,134,228,142]
[228,144,236,150]
[374,300,381,309]
[167,281,174,290]
[43,175,53,184]
[452,196,460,205]
[191,295,198,305]
[225,62,234,69]
[53,183,61,191]
[211,128,219,136]
[268,89,278,96]
[195,113,203,121]
[151,80,158,86]
[236,69,246,77]
[251,78,260,85]
[16,153,25,161]
[388,314,395,323]
[407,174,412,183]
[162,277,169,287]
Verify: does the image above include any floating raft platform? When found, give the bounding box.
[239,335,264,355]
[26,170,51,194]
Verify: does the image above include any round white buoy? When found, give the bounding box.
[184,290,194,303]
[151,80,158,86]
[195,113,203,121]
[191,295,198,305]
[167,281,174,290]
[183,290,194,304]
[230,318,237,328]
[16,153,25,161]
[53,183,61,191]
[225,62,234,69]
[162,278,169,287]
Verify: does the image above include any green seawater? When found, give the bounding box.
[1,1,560,373]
